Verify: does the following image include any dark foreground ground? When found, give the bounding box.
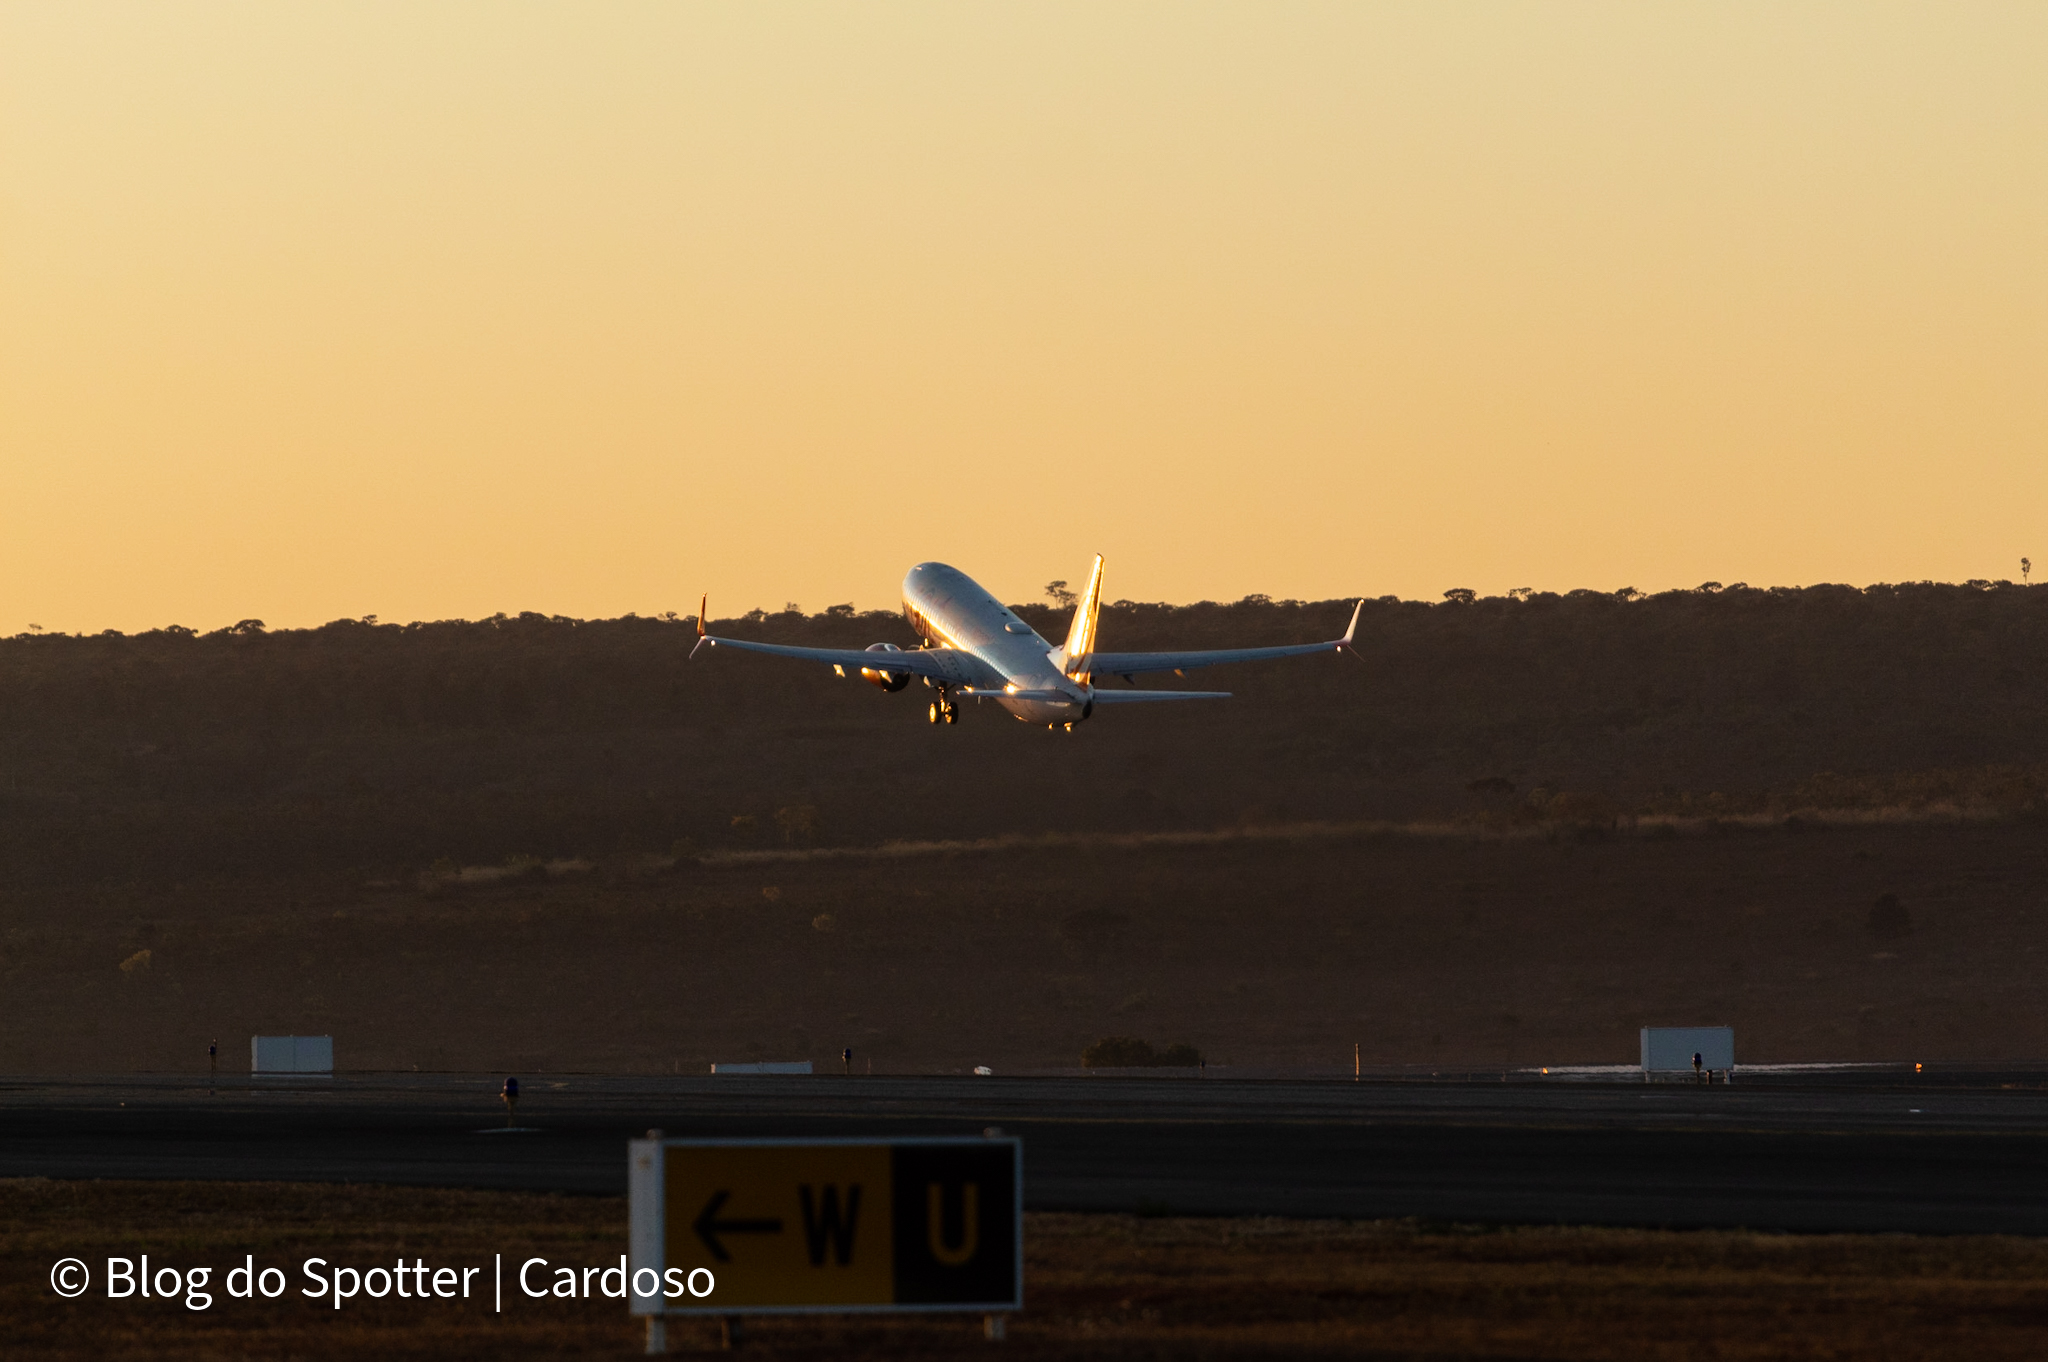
[9,815,2048,1076]
[7,1180,2048,1360]
[9,1072,2048,1234]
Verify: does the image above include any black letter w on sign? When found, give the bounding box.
[799,1184,861,1266]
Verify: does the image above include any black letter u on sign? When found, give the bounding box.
[926,1183,979,1265]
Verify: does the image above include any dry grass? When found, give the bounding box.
[11,817,2048,1075]
[5,1180,2048,1359]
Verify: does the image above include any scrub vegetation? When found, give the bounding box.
[4,580,2048,887]
[1080,1036,1203,1068]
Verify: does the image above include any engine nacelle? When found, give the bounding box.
[860,642,912,692]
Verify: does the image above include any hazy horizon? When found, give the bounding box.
[8,572,2034,640]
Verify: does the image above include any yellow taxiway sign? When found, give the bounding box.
[628,1136,1021,1315]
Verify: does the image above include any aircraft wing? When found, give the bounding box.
[691,634,955,679]
[1081,601,1363,678]
[954,685,1228,703]
[959,687,1070,701]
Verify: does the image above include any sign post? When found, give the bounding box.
[629,1135,1021,1338]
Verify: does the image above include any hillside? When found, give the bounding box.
[2,581,2046,888]
[6,581,2048,1073]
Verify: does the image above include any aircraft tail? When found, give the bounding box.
[1059,554,1105,680]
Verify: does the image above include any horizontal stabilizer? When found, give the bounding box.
[1088,689,1232,703]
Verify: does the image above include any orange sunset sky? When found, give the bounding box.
[4,4,2045,634]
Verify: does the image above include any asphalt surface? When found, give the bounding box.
[7,1071,2048,1234]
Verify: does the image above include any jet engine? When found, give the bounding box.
[859,642,912,692]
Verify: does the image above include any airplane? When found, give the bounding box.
[691,555,1362,730]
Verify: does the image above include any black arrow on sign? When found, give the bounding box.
[693,1190,784,1262]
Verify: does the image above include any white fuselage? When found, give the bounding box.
[693,552,1353,726]
[900,562,1093,725]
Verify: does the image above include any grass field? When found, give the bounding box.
[10,814,2048,1076]
[6,1179,2047,1359]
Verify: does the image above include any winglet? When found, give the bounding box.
[1339,599,1363,649]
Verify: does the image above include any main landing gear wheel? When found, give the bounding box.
[928,702,941,724]
[944,706,957,725]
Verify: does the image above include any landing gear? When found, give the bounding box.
[929,696,959,725]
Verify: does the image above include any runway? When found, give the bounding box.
[6,1071,2048,1234]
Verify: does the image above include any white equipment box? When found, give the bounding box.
[251,1035,334,1075]
[1641,1026,1733,1075]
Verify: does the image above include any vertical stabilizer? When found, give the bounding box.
[1057,554,1105,680]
